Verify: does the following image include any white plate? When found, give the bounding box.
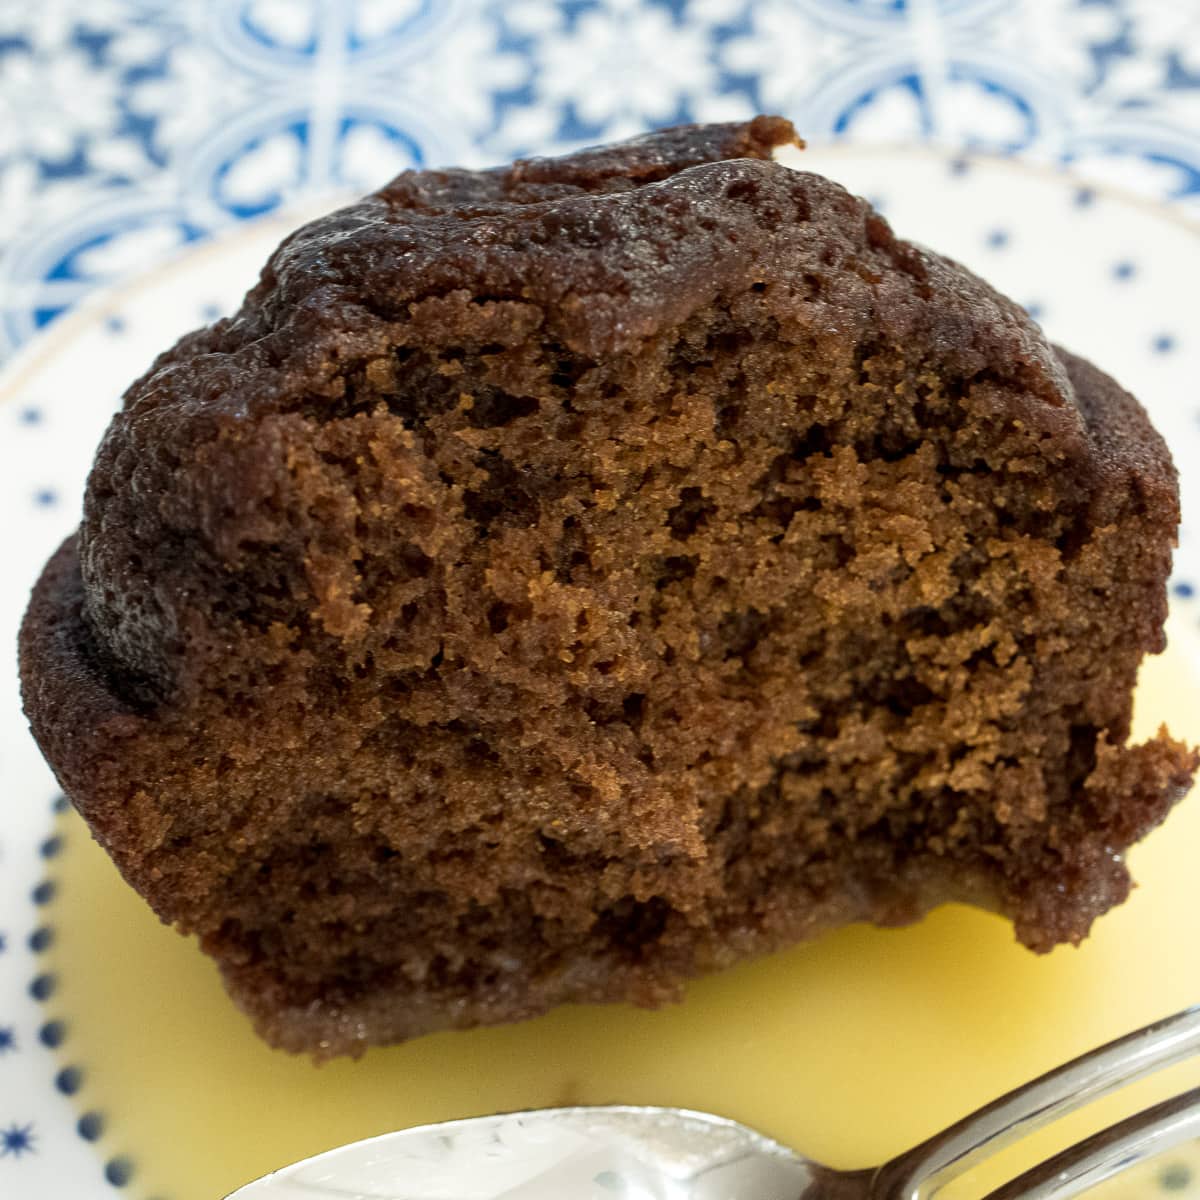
[1,148,1198,1198]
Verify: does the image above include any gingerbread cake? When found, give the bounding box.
[20,116,1197,1057]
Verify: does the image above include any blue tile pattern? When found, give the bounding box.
[0,0,1198,362]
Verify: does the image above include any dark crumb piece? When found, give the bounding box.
[19,117,1197,1057]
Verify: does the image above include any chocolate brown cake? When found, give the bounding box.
[20,116,1197,1057]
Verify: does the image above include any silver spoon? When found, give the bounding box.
[227,1006,1200,1200]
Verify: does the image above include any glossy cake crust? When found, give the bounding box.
[20,117,1197,1056]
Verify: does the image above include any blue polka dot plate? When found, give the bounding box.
[1,147,1199,1200]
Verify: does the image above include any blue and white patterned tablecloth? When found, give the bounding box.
[0,0,1198,364]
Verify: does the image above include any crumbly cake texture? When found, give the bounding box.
[21,116,1198,1057]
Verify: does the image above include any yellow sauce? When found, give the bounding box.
[47,623,1200,1200]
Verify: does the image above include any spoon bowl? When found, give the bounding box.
[227,1008,1200,1200]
